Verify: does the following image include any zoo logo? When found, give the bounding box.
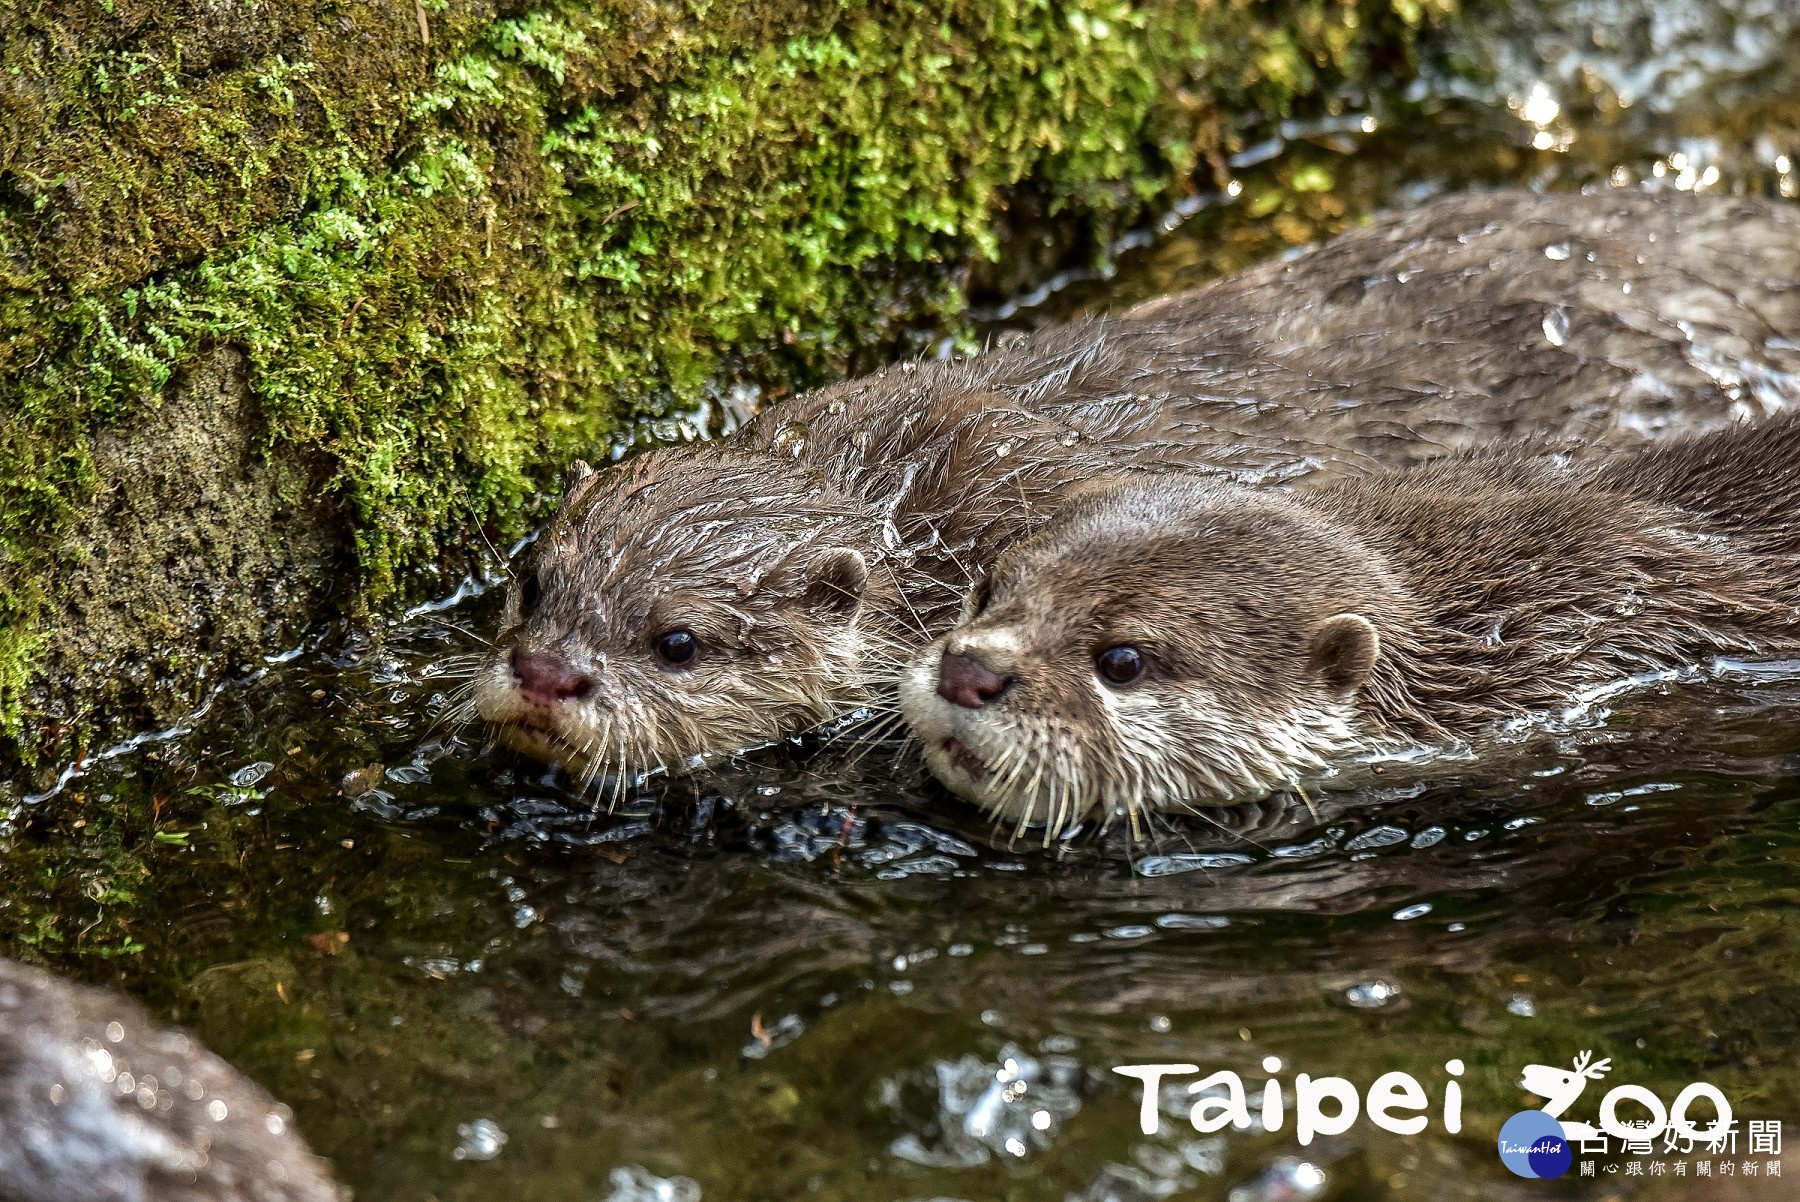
[1498,1051,1734,1180]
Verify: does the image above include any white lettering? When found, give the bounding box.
[1444,1059,1464,1134]
[1367,1072,1429,1135]
[1113,1064,1198,1136]
[1668,1082,1733,1143]
[1296,1074,1360,1146]
[1599,1084,1669,1141]
[1187,1071,1252,1133]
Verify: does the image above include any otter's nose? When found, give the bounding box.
[510,648,596,704]
[937,650,1012,709]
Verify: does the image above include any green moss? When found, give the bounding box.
[0,0,1455,761]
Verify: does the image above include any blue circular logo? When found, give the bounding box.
[1497,1110,1572,1179]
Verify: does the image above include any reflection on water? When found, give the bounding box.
[4,1,1800,1200]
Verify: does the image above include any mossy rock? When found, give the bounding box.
[0,0,1454,779]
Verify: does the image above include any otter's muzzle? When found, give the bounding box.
[510,648,597,705]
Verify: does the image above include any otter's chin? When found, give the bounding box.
[944,737,992,781]
[496,718,596,774]
[918,736,998,805]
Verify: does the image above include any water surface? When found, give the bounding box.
[5,2,1800,1199]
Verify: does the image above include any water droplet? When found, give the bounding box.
[600,1166,702,1202]
[1543,243,1571,261]
[1392,903,1432,921]
[453,1117,507,1161]
[206,1099,228,1122]
[1345,980,1401,1009]
[230,761,274,787]
[1156,913,1230,929]
[1542,305,1570,347]
[770,422,808,458]
[1135,852,1254,876]
[1518,82,1560,127]
[1234,1157,1328,1201]
[1344,825,1408,852]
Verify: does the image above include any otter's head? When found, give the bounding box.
[473,446,886,782]
[899,478,1404,838]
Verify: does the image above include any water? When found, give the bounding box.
[5,2,1800,1199]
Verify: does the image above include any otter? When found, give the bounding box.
[471,190,1800,784]
[899,414,1800,838]
[0,958,341,1202]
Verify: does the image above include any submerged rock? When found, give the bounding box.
[0,958,342,1202]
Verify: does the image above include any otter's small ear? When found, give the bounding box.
[962,571,994,620]
[560,459,598,504]
[1308,612,1379,696]
[801,548,868,616]
[1058,473,1137,509]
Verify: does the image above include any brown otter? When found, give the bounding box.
[899,414,1800,838]
[470,190,1800,783]
[0,958,341,1201]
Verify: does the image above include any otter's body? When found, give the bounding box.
[0,958,341,1202]
[901,416,1800,834]
[474,190,1800,782]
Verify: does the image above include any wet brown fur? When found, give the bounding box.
[472,190,1800,779]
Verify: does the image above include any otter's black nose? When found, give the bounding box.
[511,648,596,704]
[938,650,1012,709]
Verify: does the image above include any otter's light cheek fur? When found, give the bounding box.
[1108,685,1368,806]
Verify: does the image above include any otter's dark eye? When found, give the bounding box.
[1095,645,1143,687]
[652,629,699,669]
[518,570,543,617]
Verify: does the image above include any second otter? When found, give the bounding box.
[901,416,1800,836]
